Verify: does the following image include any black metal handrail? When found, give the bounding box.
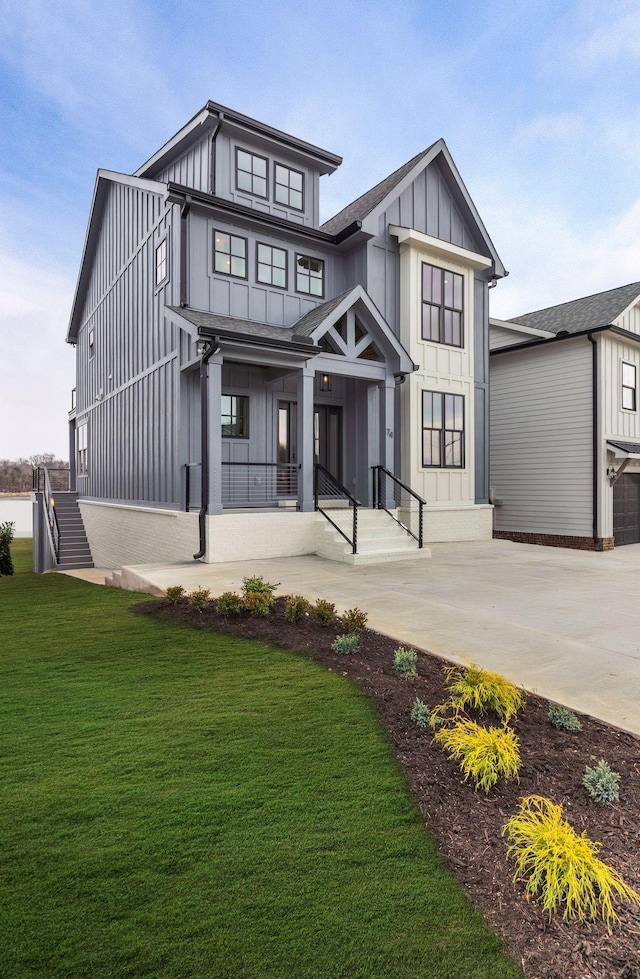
[372,465,425,549]
[185,461,300,511]
[32,467,70,493]
[42,467,61,562]
[314,464,358,554]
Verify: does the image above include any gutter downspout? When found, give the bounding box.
[210,113,223,196]
[588,332,601,551]
[179,196,192,308]
[193,338,220,560]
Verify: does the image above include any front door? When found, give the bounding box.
[314,405,343,482]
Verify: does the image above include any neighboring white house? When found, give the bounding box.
[490,281,640,549]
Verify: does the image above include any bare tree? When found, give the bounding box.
[0,456,69,493]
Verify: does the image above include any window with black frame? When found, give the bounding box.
[235,149,268,198]
[214,231,247,279]
[221,395,249,438]
[622,362,637,411]
[257,243,287,288]
[274,163,304,210]
[421,263,464,347]
[422,391,464,468]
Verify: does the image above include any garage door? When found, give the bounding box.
[613,473,640,545]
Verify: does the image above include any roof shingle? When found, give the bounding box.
[508,282,640,336]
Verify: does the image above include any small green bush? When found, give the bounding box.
[435,719,520,793]
[313,598,336,626]
[548,703,583,732]
[583,760,621,805]
[341,607,368,635]
[241,575,279,597]
[393,647,418,678]
[331,633,359,655]
[503,795,640,926]
[442,662,524,723]
[284,595,312,622]
[216,591,243,616]
[244,590,274,617]
[188,587,211,611]
[410,698,437,729]
[0,520,15,577]
[165,584,185,603]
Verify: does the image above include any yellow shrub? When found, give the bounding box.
[442,662,524,723]
[434,718,520,793]
[503,796,640,928]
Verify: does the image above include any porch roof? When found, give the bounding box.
[166,306,321,354]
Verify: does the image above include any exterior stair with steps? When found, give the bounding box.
[53,492,94,569]
[315,507,431,565]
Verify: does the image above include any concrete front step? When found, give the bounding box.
[315,508,429,565]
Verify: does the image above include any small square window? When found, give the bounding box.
[622,362,637,411]
[296,255,324,297]
[274,163,304,210]
[235,149,268,198]
[222,394,249,438]
[257,243,287,288]
[214,231,247,279]
[155,238,168,286]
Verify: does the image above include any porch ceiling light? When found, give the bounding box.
[320,373,332,392]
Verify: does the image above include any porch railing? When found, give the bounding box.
[42,467,61,563]
[185,462,299,510]
[32,467,70,493]
[314,464,359,554]
[372,465,425,548]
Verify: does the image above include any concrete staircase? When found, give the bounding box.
[315,507,430,565]
[53,492,94,569]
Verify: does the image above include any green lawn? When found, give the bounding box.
[1,541,521,978]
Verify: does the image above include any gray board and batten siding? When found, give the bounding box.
[73,177,181,507]
[490,338,594,537]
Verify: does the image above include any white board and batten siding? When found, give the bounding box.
[491,339,593,536]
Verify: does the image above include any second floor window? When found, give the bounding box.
[236,149,268,198]
[214,231,247,278]
[155,238,168,286]
[296,255,324,297]
[274,163,304,210]
[422,391,464,468]
[422,263,464,347]
[622,362,637,411]
[257,244,287,288]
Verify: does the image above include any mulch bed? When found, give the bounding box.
[133,594,640,979]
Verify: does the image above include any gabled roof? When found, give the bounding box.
[66,170,168,343]
[320,139,505,278]
[320,148,434,235]
[508,282,640,336]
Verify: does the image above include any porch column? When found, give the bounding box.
[379,377,396,507]
[207,354,224,514]
[297,366,315,512]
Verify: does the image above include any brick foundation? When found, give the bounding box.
[493,530,615,552]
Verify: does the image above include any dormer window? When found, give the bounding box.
[236,149,268,198]
[274,163,304,210]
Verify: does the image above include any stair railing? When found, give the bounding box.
[42,467,61,563]
[314,464,359,555]
[372,466,425,549]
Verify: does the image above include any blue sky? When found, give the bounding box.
[2,0,640,458]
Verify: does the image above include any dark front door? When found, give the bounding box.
[613,473,640,545]
[314,405,343,482]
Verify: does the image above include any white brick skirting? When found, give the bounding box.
[204,511,318,563]
[423,504,493,542]
[79,501,200,567]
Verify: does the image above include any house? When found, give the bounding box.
[490,281,640,549]
[35,101,505,572]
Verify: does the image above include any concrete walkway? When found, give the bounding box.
[64,539,640,737]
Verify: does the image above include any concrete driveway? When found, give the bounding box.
[89,539,640,736]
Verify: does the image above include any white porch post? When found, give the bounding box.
[297,366,315,512]
[379,377,396,507]
[207,355,223,514]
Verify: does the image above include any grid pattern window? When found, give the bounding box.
[622,362,637,411]
[274,163,304,210]
[257,243,287,288]
[236,149,268,198]
[155,238,168,286]
[421,263,464,347]
[214,231,247,278]
[296,255,324,297]
[222,395,249,438]
[77,424,88,476]
[422,391,465,468]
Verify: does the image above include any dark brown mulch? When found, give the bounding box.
[134,595,640,979]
